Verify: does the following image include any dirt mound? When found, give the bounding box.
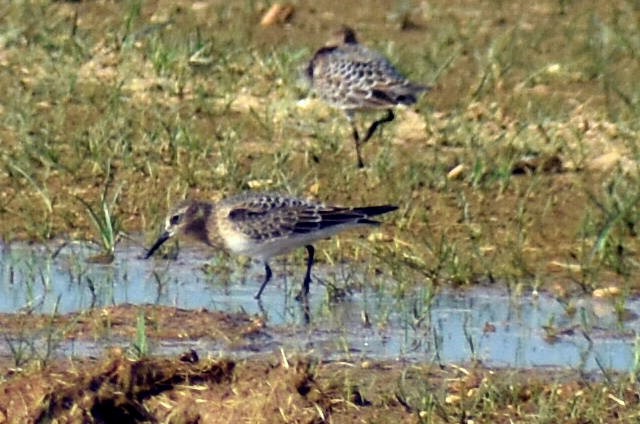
[0,351,233,423]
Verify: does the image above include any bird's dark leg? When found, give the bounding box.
[254,262,272,300]
[301,300,311,325]
[363,109,395,143]
[295,245,315,302]
[256,297,267,317]
[302,245,315,296]
[346,111,365,168]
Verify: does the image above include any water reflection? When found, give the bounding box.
[0,241,638,372]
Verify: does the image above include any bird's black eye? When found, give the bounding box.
[169,214,181,225]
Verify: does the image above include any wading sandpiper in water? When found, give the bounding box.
[144,192,397,301]
[305,26,430,168]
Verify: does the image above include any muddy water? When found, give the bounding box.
[0,241,638,372]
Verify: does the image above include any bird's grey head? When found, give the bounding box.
[144,201,209,259]
[306,26,358,81]
[163,201,195,237]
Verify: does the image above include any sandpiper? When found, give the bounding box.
[145,192,397,300]
[305,26,430,168]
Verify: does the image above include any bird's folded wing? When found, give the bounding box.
[227,203,366,240]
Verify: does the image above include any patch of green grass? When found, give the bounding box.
[129,310,150,359]
[4,296,64,368]
[75,161,122,262]
[575,168,640,290]
[390,363,640,422]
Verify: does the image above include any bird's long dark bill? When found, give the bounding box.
[144,231,171,259]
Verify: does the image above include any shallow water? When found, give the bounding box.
[0,241,638,372]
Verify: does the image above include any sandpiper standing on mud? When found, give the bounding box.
[145,192,397,301]
[305,26,430,168]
